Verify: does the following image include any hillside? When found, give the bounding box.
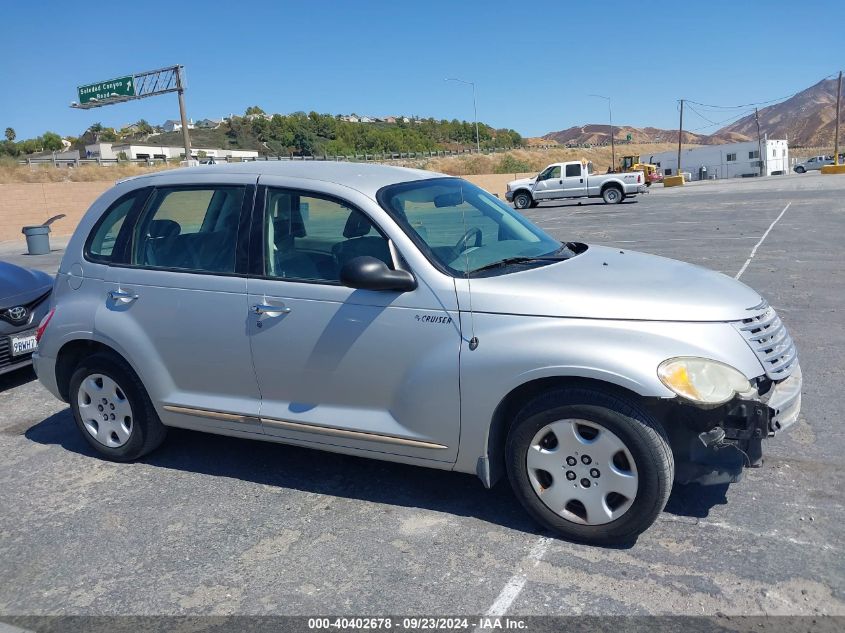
[543,124,750,146]
[715,77,843,146]
[119,114,524,156]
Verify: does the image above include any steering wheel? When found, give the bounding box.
[453,227,483,255]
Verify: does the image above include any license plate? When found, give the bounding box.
[10,331,38,357]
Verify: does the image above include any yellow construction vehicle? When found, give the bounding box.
[620,155,662,186]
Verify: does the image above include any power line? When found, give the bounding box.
[685,72,841,110]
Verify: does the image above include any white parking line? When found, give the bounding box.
[735,202,792,280]
[484,536,552,617]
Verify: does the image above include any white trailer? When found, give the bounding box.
[641,139,789,180]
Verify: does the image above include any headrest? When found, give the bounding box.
[148,219,180,239]
[343,211,372,238]
[272,197,306,239]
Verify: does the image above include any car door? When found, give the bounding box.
[246,179,461,463]
[532,165,563,200]
[561,162,588,196]
[98,175,262,435]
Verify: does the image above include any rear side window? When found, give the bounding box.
[132,186,245,273]
[565,164,582,177]
[86,191,145,263]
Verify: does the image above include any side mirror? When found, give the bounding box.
[339,256,416,292]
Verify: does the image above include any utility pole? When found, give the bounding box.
[754,107,764,177]
[677,99,684,178]
[835,70,843,165]
[445,78,480,153]
[175,65,192,164]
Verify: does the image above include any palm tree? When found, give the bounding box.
[4,127,15,142]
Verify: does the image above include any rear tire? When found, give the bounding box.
[513,191,533,210]
[506,388,674,544]
[602,186,623,204]
[69,353,167,461]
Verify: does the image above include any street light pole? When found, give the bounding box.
[589,94,614,168]
[446,78,480,153]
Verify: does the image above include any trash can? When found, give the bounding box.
[21,214,66,256]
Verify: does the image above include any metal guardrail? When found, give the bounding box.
[17,145,546,168]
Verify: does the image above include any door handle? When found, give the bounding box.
[108,289,138,304]
[252,303,291,316]
[559,179,563,184]
[580,178,584,183]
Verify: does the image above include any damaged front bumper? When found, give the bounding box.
[667,364,802,485]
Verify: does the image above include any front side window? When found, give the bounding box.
[377,178,562,275]
[263,188,393,283]
[132,186,245,273]
[537,166,560,181]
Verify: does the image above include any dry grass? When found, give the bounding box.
[0,159,176,184]
[1,142,690,183]
[422,143,685,176]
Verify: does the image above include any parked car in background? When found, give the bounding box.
[506,161,646,209]
[34,162,801,544]
[0,262,52,376]
[793,155,833,173]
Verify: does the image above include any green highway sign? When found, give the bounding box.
[77,76,135,104]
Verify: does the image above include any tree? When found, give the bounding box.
[4,127,15,142]
[41,131,63,152]
[136,119,154,135]
[244,105,265,116]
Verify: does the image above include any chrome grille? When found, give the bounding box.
[735,303,798,380]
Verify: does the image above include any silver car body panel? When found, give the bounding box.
[34,162,798,481]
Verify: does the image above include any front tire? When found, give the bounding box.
[506,388,673,544]
[513,191,533,210]
[795,166,805,174]
[69,353,167,461]
[602,186,623,204]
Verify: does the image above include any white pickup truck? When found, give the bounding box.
[505,161,646,209]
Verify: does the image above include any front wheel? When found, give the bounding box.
[69,353,167,461]
[602,186,623,204]
[513,191,533,210]
[506,388,674,544]
[795,166,806,174]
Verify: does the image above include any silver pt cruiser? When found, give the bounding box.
[33,162,801,544]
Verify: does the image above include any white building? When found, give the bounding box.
[84,142,258,161]
[640,139,789,180]
[162,119,195,133]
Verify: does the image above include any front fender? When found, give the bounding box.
[453,314,763,476]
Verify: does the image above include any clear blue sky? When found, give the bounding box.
[2,0,842,140]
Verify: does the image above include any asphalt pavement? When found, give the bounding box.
[0,172,843,617]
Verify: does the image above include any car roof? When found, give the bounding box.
[123,161,447,198]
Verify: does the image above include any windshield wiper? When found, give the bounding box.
[471,256,552,274]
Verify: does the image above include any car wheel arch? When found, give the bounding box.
[480,375,659,489]
[55,339,132,402]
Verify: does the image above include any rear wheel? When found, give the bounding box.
[602,186,623,204]
[69,353,167,461]
[513,191,533,210]
[506,388,673,544]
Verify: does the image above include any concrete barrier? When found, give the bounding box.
[0,182,110,242]
[820,164,845,174]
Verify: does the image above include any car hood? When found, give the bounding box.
[0,262,53,309]
[508,176,536,188]
[465,245,763,322]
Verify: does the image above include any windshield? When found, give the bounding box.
[377,177,562,275]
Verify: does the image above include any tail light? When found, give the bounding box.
[36,308,55,343]
[637,174,642,183]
